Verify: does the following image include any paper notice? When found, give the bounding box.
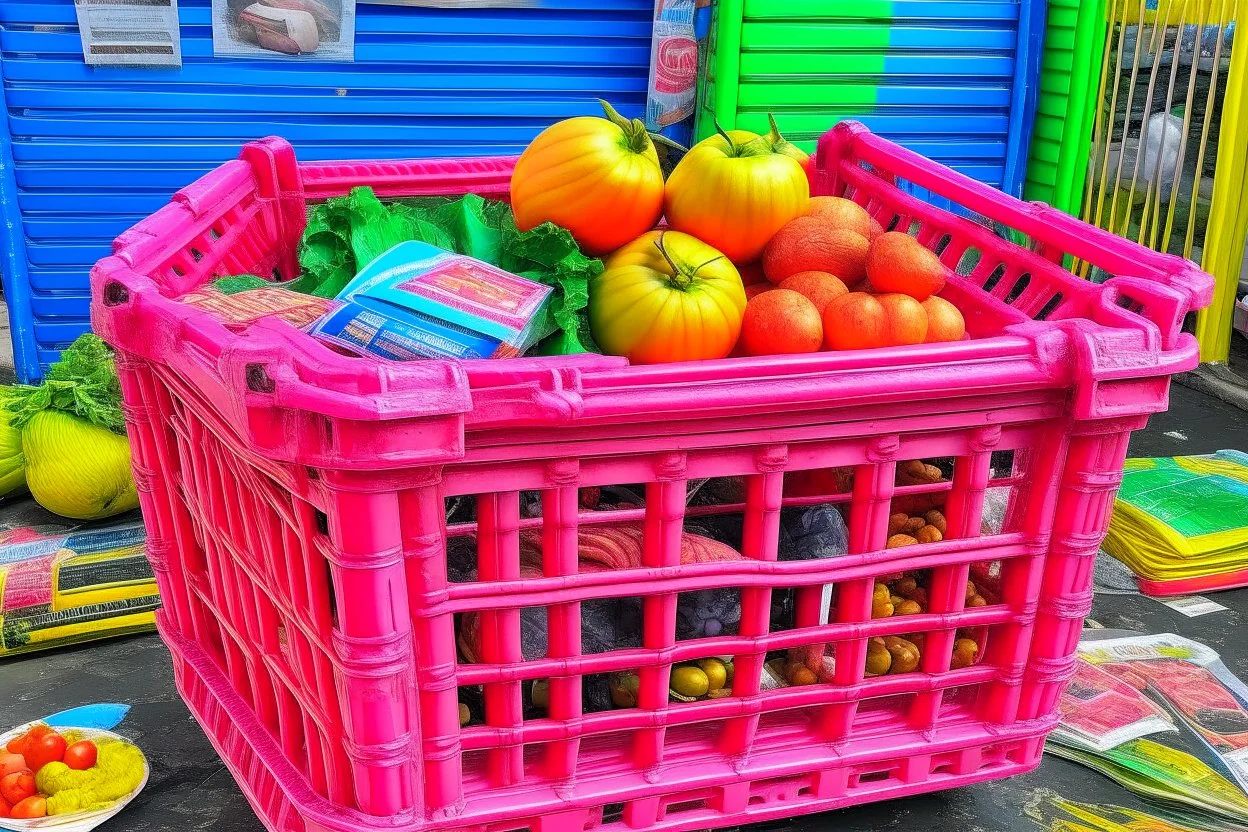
[1158,595,1230,617]
[74,0,182,68]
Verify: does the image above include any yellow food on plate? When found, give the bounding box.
[35,737,145,816]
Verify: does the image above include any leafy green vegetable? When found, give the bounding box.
[7,334,125,434]
[0,387,27,498]
[218,187,603,354]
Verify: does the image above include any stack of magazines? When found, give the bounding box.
[1051,632,1248,828]
[1102,451,1248,596]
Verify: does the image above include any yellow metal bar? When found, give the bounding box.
[1088,0,1248,361]
[1194,0,1248,361]
[1126,0,1176,249]
[1177,5,1220,261]
[1157,0,1215,253]
[1103,1,1150,238]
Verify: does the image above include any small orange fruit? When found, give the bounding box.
[745,282,774,300]
[922,295,966,343]
[866,232,948,300]
[763,217,869,284]
[822,292,889,351]
[877,293,928,345]
[805,196,874,240]
[778,271,848,314]
[741,289,823,356]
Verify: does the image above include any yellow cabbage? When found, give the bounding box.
[0,388,25,498]
[22,410,138,520]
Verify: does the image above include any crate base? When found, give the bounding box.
[163,616,1051,832]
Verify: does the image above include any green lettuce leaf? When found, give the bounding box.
[218,187,603,355]
[6,334,126,434]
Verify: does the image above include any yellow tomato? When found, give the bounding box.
[762,114,810,170]
[665,126,810,264]
[511,101,664,255]
[591,231,746,364]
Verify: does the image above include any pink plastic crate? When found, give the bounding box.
[93,122,1211,832]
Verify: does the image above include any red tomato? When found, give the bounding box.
[0,753,26,777]
[0,770,35,806]
[7,725,51,758]
[24,732,66,773]
[63,740,98,771]
[11,795,47,819]
[0,798,11,818]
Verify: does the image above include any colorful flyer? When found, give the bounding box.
[1055,658,1176,751]
[212,0,355,61]
[311,241,552,361]
[183,286,336,330]
[1078,633,1248,793]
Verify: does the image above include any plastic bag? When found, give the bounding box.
[0,501,156,657]
[454,525,742,664]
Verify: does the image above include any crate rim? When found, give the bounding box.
[91,123,1212,470]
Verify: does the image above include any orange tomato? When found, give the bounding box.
[876,293,928,345]
[0,771,34,806]
[24,732,66,773]
[665,127,809,264]
[822,292,889,351]
[591,231,746,363]
[6,726,50,757]
[922,296,967,342]
[0,754,26,778]
[740,289,823,356]
[10,795,46,819]
[511,101,664,255]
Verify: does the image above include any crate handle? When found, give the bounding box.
[1097,276,1191,352]
[239,137,306,282]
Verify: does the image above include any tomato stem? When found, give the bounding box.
[714,120,738,156]
[692,254,726,274]
[766,113,785,145]
[649,133,689,154]
[654,232,694,290]
[600,99,653,155]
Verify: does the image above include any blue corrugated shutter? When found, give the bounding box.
[0,0,655,381]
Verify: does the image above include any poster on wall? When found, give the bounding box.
[73,0,182,68]
[211,0,356,61]
[646,0,698,137]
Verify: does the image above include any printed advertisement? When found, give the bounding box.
[212,0,355,60]
[646,0,698,131]
[74,0,182,68]
[1077,633,1248,793]
[1056,658,1176,751]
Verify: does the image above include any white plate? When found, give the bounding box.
[0,726,148,832]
